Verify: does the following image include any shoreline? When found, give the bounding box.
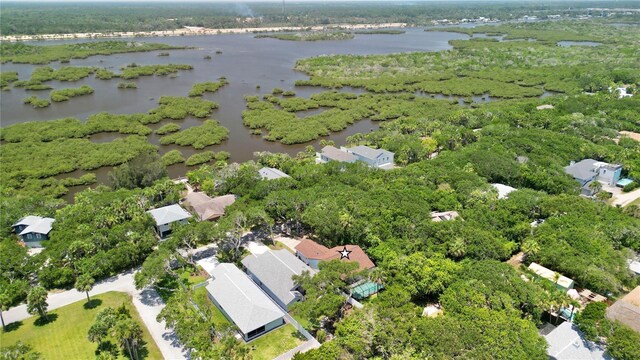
[0,23,407,43]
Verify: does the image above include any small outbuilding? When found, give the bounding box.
[259,167,290,181]
[146,204,192,239]
[491,183,517,199]
[528,262,575,291]
[12,216,55,248]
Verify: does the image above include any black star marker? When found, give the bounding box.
[338,246,352,260]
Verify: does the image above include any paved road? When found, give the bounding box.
[4,270,187,360]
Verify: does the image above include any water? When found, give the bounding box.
[0,28,480,200]
[557,41,602,47]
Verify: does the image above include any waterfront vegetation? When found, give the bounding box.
[295,22,640,97]
[1,95,220,196]
[255,31,354,41]
[159,120,229,149]
[185,151,229,166]
[50,85,94,102]
[155,123,181,135]
[1,71,18,89]
[22,95,51,108]
[161,149,185,166]
[13,66,96,88]
[0,41,186,64]
[243,90,458,144]
[188,78,229,97]
[117,81,137,89]
[119,63,193,79]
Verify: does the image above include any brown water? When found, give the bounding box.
[1,28,473,199]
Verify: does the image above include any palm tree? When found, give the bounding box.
[521,238,540,258]
[113,319,142,360]
[0,294,9,330]
[448,238,467,258]
[75,274,95,303]
[588,181,602,195]
[26,286,48,320]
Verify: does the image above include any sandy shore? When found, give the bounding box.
[0,23,407,42]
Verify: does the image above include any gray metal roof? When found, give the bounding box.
[320,146,357,162]
[242,250,313,306]
[146,204,191,226]
[565,159,599,181]
[347,145,394,161]
[13,215,45,228]
[206,264,285,334]
[259,167,290,180]
[15,216,55,236]
[544,322,608,360]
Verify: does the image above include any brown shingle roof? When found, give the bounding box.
[606,286,640,334]
[295,239,375,270]
[183,193,235,221]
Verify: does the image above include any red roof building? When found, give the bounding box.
[294,239,375,271]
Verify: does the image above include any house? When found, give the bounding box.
[295,239,375,271]
[528,262,575,291]
[629,260,640,276]
[344,146,394,169]
[205,263,286,341]
[564,159,622,195]
[317,146,357,164]
[544,321,608,360]
[146,204,192,239]
[242,249,314,309]
[430,211,460,222]
[12,216,55,248]
[491,183,517,199]
[606,286,640,334]
[316,145,395,169]
[259,167,290,181]
[183,192,235,221]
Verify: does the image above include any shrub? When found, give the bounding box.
[160,120,229,149]
[50,85,94,102]
[23,96,51,108]
[623,181,639,193]
[185,151,216,166]
[161,150,185,166]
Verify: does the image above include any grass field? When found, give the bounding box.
[0,292,162,360]
[247,324,305,360]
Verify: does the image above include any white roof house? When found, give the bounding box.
[12,216,55,248]
[242,249,314,309]
[491,183,517,199]
[146,204,191,239]
[147,204,191,226]
[528,262,575,290]
[544,321,608,360]
[629,260,640,276]
[206,263,285,341]
[259,167,290,181]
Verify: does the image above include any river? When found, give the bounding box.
[2,28,470,199]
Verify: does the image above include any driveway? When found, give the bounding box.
[4,270,188,360]
[611,187,640,207]
[274,235,301,252]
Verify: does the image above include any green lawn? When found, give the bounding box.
[247,324,305,360]
[0,292,162,360]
